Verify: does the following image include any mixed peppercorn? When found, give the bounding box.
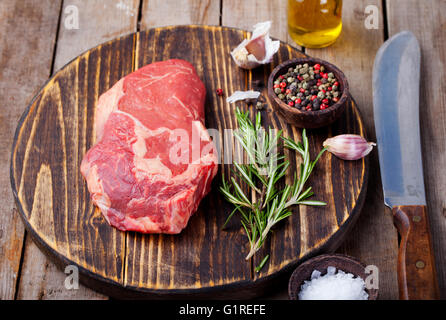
[273,63,341,111]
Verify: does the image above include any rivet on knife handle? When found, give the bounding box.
[392,205,439,300]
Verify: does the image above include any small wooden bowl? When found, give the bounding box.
[288,254,378,300]
[268,57,349,128]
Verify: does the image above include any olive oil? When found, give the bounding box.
[288,0,343,48]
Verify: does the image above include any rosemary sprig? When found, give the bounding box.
[220,108,327,267]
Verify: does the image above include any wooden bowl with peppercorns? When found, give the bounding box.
[268,57,349,128]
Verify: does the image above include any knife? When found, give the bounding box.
[373,31,439,300]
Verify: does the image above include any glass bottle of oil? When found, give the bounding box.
[288,0,343,48]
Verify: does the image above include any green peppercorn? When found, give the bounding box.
[274,87,281,94]
[287,77,294,83]
[278,93,285,100]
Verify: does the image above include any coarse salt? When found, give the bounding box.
[298,266,369,300]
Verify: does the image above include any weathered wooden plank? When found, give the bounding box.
[0,0,62,300]
[223,0,399,299]
[16,0,139,300]
[140,0,220,29]
[54,0,139,71]
[305,0,399,299]
[386,0,446,298]
[222,0,288,41]
[221,0,297,300]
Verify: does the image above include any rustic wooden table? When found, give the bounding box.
[0,0,444,300]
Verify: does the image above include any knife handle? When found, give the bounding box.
[392,205,439,300]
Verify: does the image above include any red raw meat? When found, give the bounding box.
[81,59,218,234]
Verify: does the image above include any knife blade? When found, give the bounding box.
[373,31,439,300]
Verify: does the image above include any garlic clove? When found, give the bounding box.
[245,36,266,61]
[323,134,376,160]
[231,21,280,70]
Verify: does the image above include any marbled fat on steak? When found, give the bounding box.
[81,59,218,234]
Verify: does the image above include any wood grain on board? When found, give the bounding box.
[0,0,62,300]
[16,0,139,300]
[304,0,399,299]
[11,25,368,299]
[386,0,446,298]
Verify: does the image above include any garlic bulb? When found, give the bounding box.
[323,135,376,160]
[231,21,280,70]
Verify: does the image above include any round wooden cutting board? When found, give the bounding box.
[11,25,368,299]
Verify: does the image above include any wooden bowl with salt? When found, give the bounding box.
[288,254,379,300]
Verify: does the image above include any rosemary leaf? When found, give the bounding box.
[255,255,270,273]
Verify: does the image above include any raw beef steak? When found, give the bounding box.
[81,59,218,234]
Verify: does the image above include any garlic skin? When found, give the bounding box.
[226,90,261,103]
[231,21,280,70]
[323,134,376,160]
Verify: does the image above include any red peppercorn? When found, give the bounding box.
[311,95,317,101]
[307,104,311,109]
[314,64,321,70]
[285,89,291,95]
[288,101,294,107]
[300,88,305,93]
[327,86,332,91]
[322,73,328,79]
[216,88,223,96]
[333,97,339,102]
[334,81,339,87]
[297,75,303,81]
[279,82,287,88]
[296,98,302,104]
[322,98,329,104]
[322,89,326,94]
[279,75,284,80]
[274,83,280,89]
[281,88,285,93]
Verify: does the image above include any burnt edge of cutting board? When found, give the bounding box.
[10,25,369,299]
